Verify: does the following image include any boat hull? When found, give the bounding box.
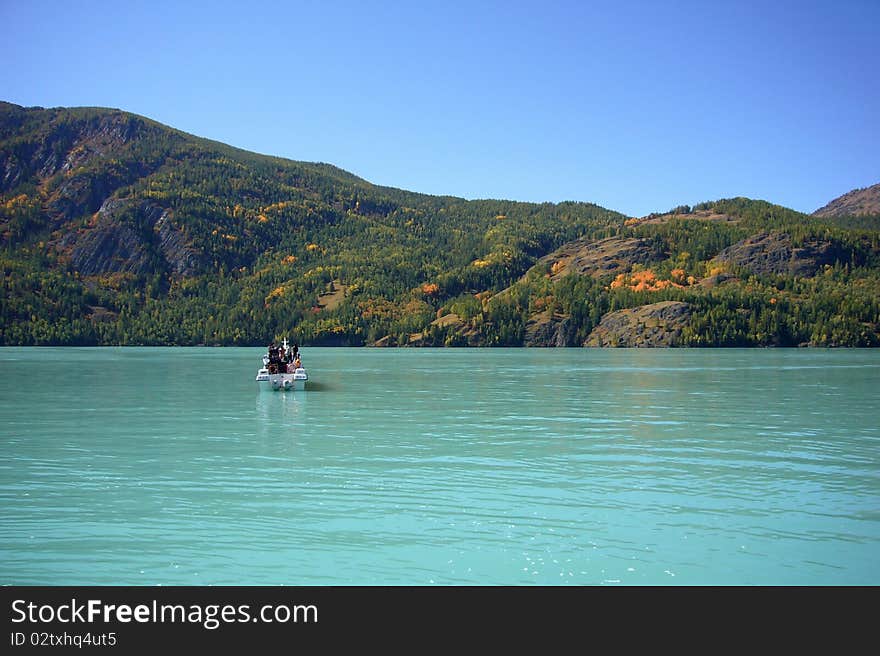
[257,371,307,391]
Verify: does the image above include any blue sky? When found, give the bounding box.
[2,0,877,216]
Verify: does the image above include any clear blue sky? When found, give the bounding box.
[2,0,877,216]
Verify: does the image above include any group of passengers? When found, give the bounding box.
[267,342,301,374]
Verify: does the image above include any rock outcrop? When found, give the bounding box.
[59,199,203,277]
[813,183,880,217]
[541,236,664,280]
[712,232,846,277]
[67,220,153,276]
[46,170,130,226]
[630,208,738,226]
[1,153,24,191]
[524,310,574,347]
[153,209,203,277]
[1,110,147,193]
[698,271,736,288]
[584,301,692,347]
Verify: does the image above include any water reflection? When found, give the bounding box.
[255,389,305,424]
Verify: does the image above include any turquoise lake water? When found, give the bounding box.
[1,347,878,585]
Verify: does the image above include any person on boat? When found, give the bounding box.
[293,356,302,369]
[267,343,281,374]
[292,342,299,360]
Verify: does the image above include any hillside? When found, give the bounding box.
[813,183,880,218]
[1,102,879,347]
[0,101,622,346]
[432,199,880,347]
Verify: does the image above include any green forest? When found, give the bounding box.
[2,101,879,347]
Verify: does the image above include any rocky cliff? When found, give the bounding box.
[1,103,200,278]
[712,232,847,277]
[584,301,692,347]
[56,199,204,277]
[524,310,574,347]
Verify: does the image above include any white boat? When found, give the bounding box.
[256,337,308,391]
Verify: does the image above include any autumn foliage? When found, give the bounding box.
[610,268,691,292]
[264,285,287,304]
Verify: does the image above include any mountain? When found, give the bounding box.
[2,102,879,347]
[0,101,622,345]
[813,183,880,218]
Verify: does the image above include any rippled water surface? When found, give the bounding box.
[1,347,878,585]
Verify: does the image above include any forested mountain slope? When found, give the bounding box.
[2,102,878,347]
[0,102,621,345]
